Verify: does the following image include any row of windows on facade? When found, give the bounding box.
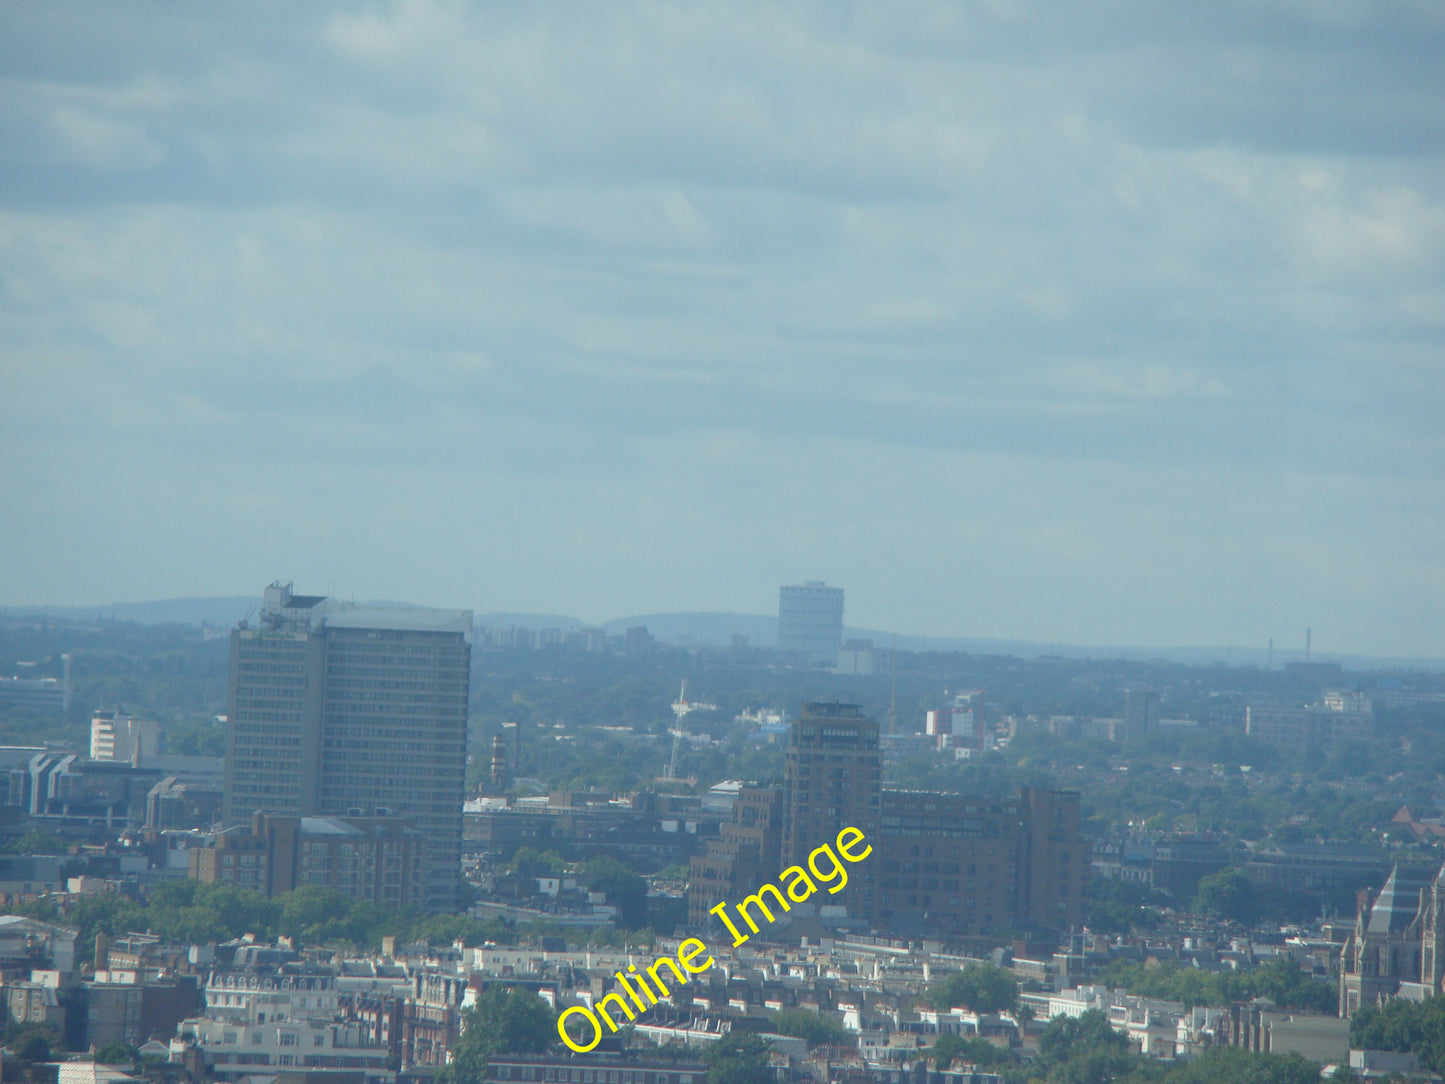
[207,999,337,1014]
[300,841,408,854]
[328,638,464,651]
[325,661,467,677]
[325,704,466,718]
[319,739,463,754]
[325,677,463,691]
[325,654,465,669]
[896,843,1007,859]
[322,724,465,739]
[237,655,466,682]
[303,758,457,771]
[882,860,1012,875]
[328,691,465,705]
[792,800,880,815]
[209,975,331,990]
[880,878,1013,895]
[227,1032,331,1050]
[211,1056,384,1069]
[314,791,456,810]
[231,760,304,771]
[238,695,463,712]
[793,767,881,779]
[793,783,875,797]
[218,1032,327,1046]
[303,873,403,888]
[861,825,1015,840]
[889,900,999,919]
[232,737,304,750]
[237,673,309,686]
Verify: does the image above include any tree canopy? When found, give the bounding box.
[1192,868,1257,925]
[703,1032,772,1084]
[1095,956,1335,1014]
[930,1033,1012,1069]
[580,856,649,930]
[769,1008,852,1048]
[1350,995,1445,1074]
[443,986,556,1084]
[0,881,525,964]
[922,962,1019,1013]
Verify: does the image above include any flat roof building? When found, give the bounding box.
[90,711,160,764]
[191,813,425,909]
[224,582,471,912]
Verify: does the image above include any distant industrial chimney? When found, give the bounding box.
[490,733,510,789]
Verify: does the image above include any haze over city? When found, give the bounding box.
[2,3,1443,659]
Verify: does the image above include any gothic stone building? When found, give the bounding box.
[1339,863,1445,1016]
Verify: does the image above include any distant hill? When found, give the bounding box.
[600,613,1443,671]
[0,596,257,627]
[603,612,778,647]
[3,599,1438,671]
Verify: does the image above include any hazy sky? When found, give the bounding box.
[2,2,1442,657]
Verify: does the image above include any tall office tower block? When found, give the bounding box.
[1122,689,1160,743]
[778,581,844,666]
[224,582,471,912]
[783,702,881,920]
[1016,788,1088,931]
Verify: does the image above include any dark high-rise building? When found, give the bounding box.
[778,582,844,666]
[688,701,1085,940]
[1015,787,1088,931]
[782,701,881,920]
[224,582,471,912]
[1122,689,1161,743]
[874,790,1022,935]
[871,787,1086,937]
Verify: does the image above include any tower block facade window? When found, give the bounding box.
[224,581,471,912]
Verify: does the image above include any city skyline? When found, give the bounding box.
[2,4,1443,660]
[0,586,1432,667]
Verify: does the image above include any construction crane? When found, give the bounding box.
[667,680,717,780]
